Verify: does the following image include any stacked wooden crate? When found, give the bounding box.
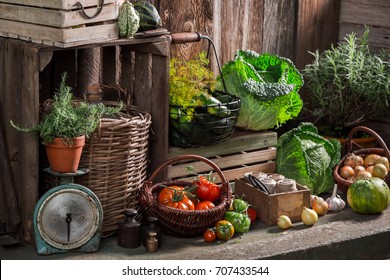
[167,131,278,184]
[0,0,119,47]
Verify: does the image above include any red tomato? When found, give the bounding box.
[215,220,234,241]
[196,176,221,202]
[158,186,195,210]
[195,200,215,210]
[203,228,216,243]
[247,206,257,224]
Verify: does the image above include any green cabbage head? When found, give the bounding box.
[276,122,341,195]
[216,50,303,131]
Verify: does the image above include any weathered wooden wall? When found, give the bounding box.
[339,0,390,52]
[150,0,340,71]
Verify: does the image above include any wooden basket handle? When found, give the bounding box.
[345,126,390,158]
[140,154,232,214]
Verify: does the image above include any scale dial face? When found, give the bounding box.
[36,188,101,250]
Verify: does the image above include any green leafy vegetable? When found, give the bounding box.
[216,50,303,131]
[276,122,341,195]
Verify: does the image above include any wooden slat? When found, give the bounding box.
[295,0,340,70]
[132,47,170,180]
[4,40,22,239]
[168,147,277,178]
[262,0,296,59]
[0,19,118,48]
[339,0,390,28]
[0,38,8,231]
[149,52,170,181]
[0,0,116,10]
[120,47,135,103]
[169,162,276,184]
[0,3,117,28]
[169,131,278,159]
[19,44,40,241]
[125,41,171,57]
[215,0,264,69]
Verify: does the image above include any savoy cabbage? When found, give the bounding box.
[276,122,341,195]
[215,50,303,131]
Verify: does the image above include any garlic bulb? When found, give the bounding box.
[326,184,346,212]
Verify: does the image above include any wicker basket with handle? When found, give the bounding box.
[40,84,152,237]
[139,154,232,237]
[333,126,390,194]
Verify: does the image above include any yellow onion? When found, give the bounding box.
[301,207,318,226]
[277,215,293,230]
[344,153,364,168]
[312,196,328,216]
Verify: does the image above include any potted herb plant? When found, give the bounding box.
[10,72,122,173]
[303,27,390,142]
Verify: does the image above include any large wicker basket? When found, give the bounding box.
[139,154,232,237]
[333,126,390,194]
[74,105,151,237]
[40,84,151,237]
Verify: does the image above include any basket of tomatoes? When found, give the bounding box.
[139,154,232,237]
[333,126,390,194]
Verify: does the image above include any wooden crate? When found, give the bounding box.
[167,131,277,183]
[0,0,118,47]
[338,0,390,52]
[0,35,170,242]
[234,178,311,225]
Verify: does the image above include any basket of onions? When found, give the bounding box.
[333,126,390,194]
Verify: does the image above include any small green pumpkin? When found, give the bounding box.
[118,0,140,38]
[347,177,389,214]
[133,1,162,31]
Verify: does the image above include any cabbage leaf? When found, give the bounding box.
[276,122,341,195]
[216,50,303,131]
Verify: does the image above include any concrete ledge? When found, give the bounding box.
[1,198,389,260]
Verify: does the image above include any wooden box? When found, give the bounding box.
[0,0,119,47]
[234,178,311,225]
[167,131,278,184]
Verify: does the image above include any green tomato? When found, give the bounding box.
[232,198,248,212]
[224,211,251,233]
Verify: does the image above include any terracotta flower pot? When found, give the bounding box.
[45,136,86,173]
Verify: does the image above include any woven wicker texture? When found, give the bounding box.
[139,154,232,237]
[74,105,151,237]
[333,126,390,194]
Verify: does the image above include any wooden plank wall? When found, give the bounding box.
[339,0,390,52]
[0,39,40,240]
[147,0,340,71]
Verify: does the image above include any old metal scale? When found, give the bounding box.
[33,168,103,255]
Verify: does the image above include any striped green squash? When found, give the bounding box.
[118,0,140,38]
[133,1,162,31]
[347,177,390,214]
